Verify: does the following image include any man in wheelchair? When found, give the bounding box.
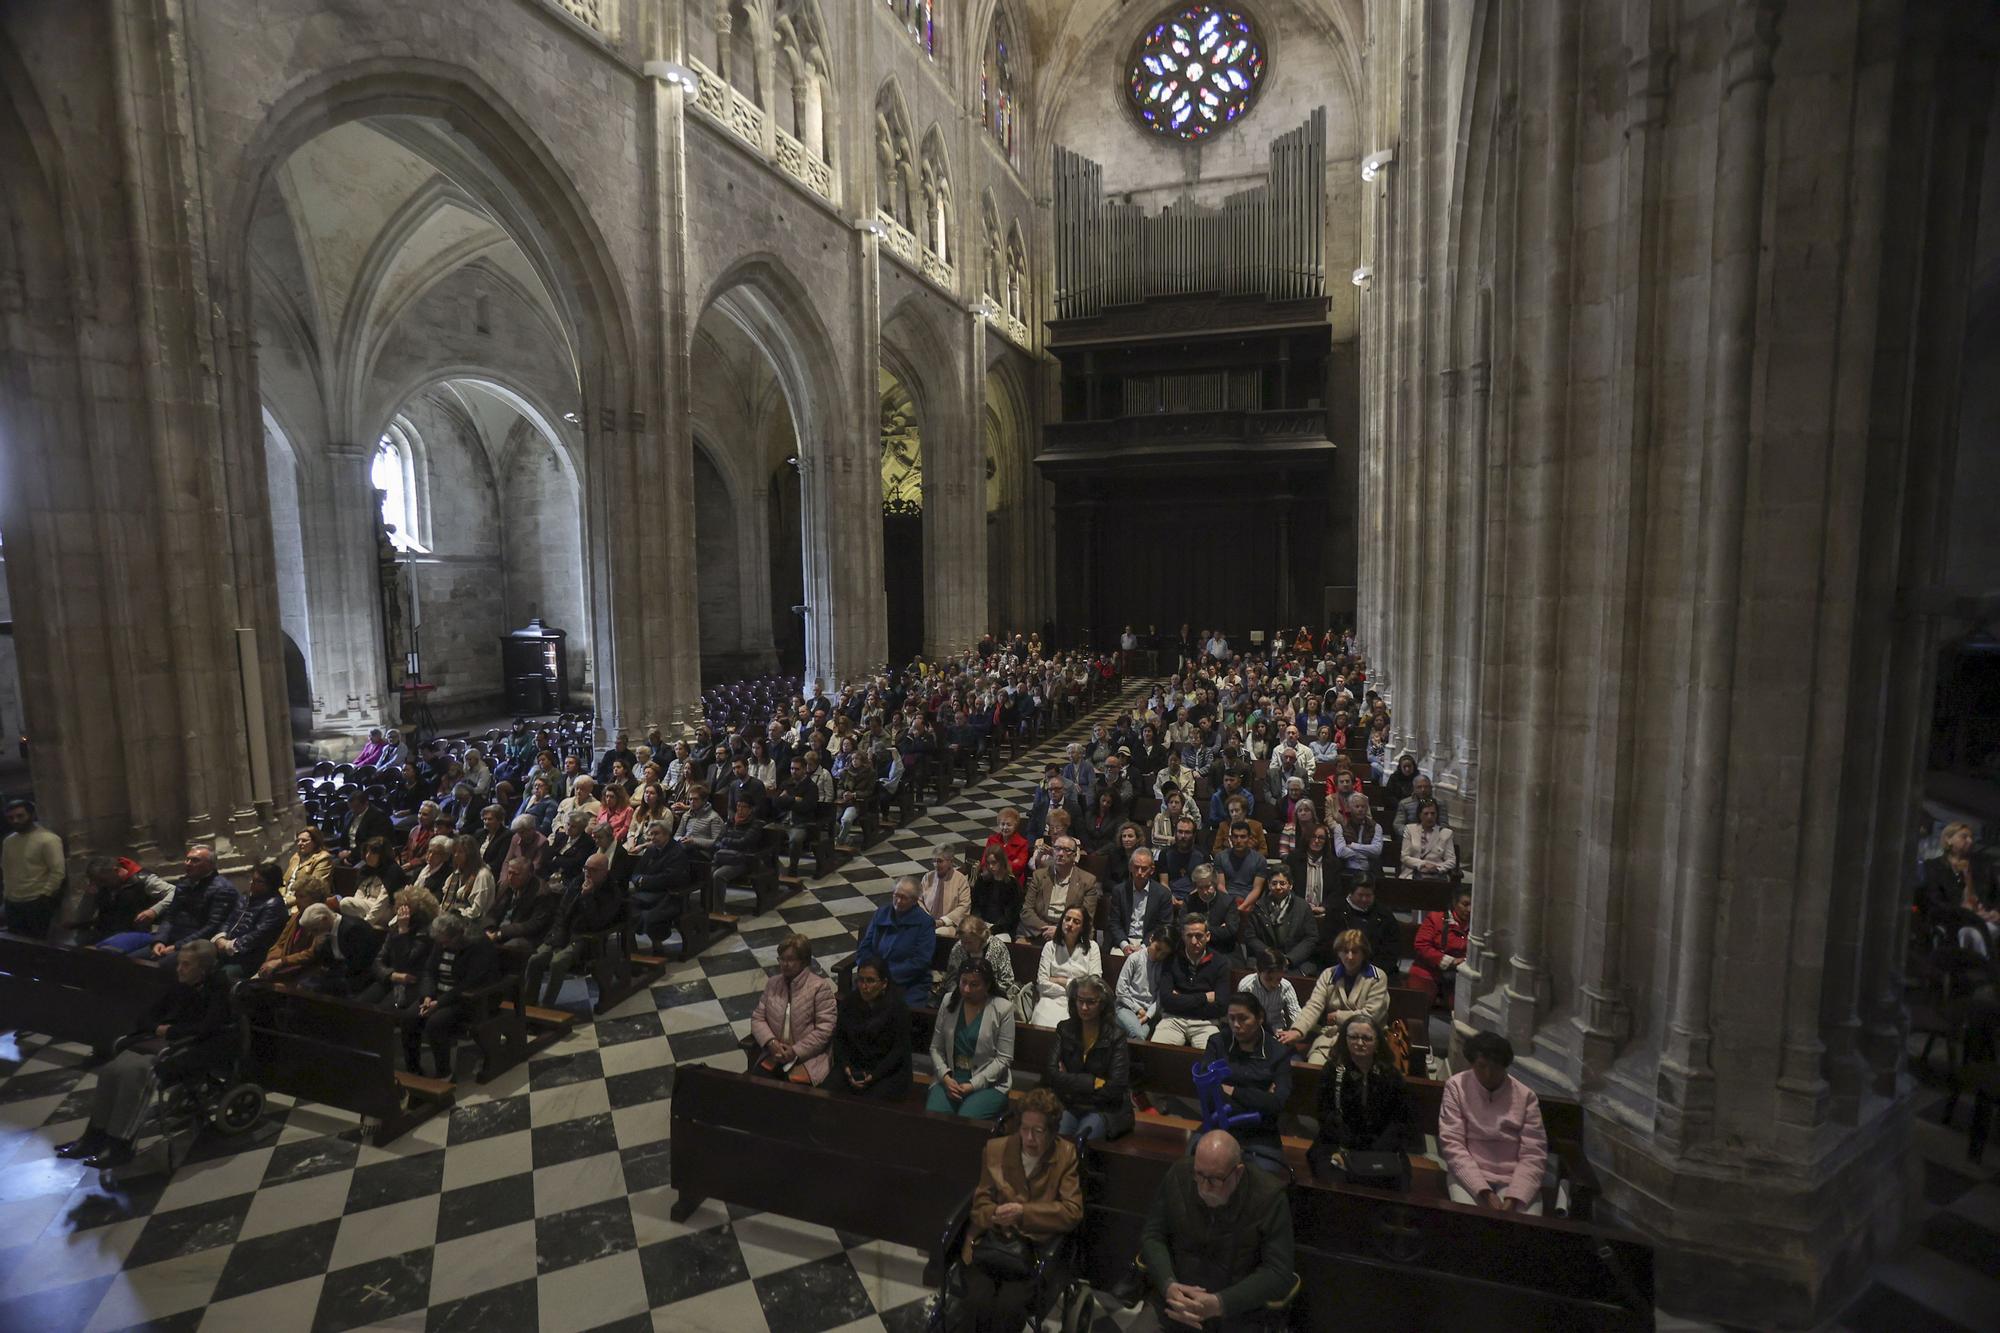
[56,938,239,1169]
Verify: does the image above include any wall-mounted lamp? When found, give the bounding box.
[1351,266,1374,290]
[974,298,1002,321]
[858,218,891,238]
[561,411,582,425]
[784,454,800,469]
[642,60,702,96]
[1361,148,1396,182]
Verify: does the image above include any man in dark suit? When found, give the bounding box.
[1105,849,1174,956]
[1027,770,1085,842]
[342,788,392,863]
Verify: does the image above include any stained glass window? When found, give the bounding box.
[1126,5,1267,142]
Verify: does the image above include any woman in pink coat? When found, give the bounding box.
[750,933,840,1084]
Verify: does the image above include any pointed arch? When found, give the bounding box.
[1004,219,1028,321]
[980,0,1026,168]
[773,0,834,161]
[874,80,918,229]
[980,190,1004,302]
[918,125,955,263]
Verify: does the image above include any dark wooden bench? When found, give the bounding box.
[237,981,460,1145]
[0,934,180,1058]
[668,1065,1652,1329]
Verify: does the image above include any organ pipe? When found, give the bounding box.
[1053,110,1327,317]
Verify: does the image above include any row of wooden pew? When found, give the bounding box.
[0,930,661,1145]
[669,1063,1652,1329]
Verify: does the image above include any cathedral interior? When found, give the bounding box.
[0,0,1997,1330]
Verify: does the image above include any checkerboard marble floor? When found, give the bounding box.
[0,691,1146,1333]
[4,680,1993,1332]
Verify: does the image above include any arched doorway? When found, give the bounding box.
[691,443,744,687]
[879,365,926,665]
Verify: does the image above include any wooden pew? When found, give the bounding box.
[0,935,180,1058]
[237,981,457,1145]
[668,1066,1653,1329]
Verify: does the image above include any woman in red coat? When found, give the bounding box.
[1409,887,1472,1003]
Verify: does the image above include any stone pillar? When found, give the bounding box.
[1385,0,2000,1322]
[921,312,987,659]
[300,444,390,738]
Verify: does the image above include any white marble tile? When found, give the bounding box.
[426,1218,538,1307]
[536,1249,649,1333]
[527,1079,610,1128]
[439,1128,533,1191]
[154,1146,276,1214]
[532,1150,625,1215]
[327,1194,441,1272]
[235,1170,356,1243]
[729,1211,844,1279]
[0,1216,147,1298]
[657,1001,728,1035]
[597,1036,674,1078]
[194,1272,325,1333]
[650,1277,770,1333]
[81,1245,230,1333]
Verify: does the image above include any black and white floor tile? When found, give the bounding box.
[0,694,1144,1333]
[2,684,1993,1331]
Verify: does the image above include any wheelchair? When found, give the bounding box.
[924,1139,1097,1333]
[100,1011,265,1185]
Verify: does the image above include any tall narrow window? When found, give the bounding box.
[373,434,418,551]
[985,13,1020,165]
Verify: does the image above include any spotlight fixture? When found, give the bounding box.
[975,298,1002,321]
[642,60,702,96]
[561,411,581,424]
[1351,266,1374,290]
[785,454,800,469]
[859,217,891,238]
[1361,148,1396,182]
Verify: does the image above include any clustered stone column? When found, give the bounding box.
[1357,0,1998,1323]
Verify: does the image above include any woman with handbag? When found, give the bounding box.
[958,1087,1083,1333]
[1307,1013,1415,1189]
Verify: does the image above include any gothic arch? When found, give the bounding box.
[980,191,1004,301]
[918,126,955,263]
[874,80,918,229]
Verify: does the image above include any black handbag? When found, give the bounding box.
[971,1227,1037,1281]
[1342,1150,1408,1188]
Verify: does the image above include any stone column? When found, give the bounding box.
[300,444,390,738]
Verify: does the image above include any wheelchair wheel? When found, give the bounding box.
[212,1083,264,1135]
[1056,1283,1094,1333]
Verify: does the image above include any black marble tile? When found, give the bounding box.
[777,902,836,924]
[210,1216,342,1303]
[739,924,795,950]
[605,1065,676,1112]
[667,1023,747,1062]
[533,1195,638,1275]
[311,1247,433,1333]
[426,1275,538,1333]
[717,991,765,1022]
[436,1171,537,1244]
[878,1296,933,1333]
[447,1093,533,1146]
[530,1111,619,1170]
[591,1012,665,1047]
[637,1226,749,1307]
[0,1065,83,1106]
[1836,1281,1977,1333]
[262,1133,361,1187]
[528,1050,604,1091]
[694,949,764,977]
[751,1251,875,1333]
[0,1275,117,1333]
[124,1190,255,1268]
[653,979,718,1010]
[181,1111,283,1165]
[45,1087,98,1124]
[344,1150,445,1214]
[54,1176,167,1236]
[1921,1209,2000,1278]
[618,1138,673,1193]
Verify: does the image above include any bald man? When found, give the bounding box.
[1131,1131,1296,1330]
